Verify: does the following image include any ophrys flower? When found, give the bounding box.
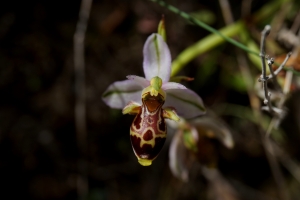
[102,32,205,166]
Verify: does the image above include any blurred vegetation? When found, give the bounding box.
[1,0,300,199]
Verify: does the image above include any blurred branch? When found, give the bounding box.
[241,0,253,18]
[259,25,276,114]
[218,0,234,24]
[262,134,289,200]
[269,2,291,39]
[290,10,300,33]
[272,142,300,184]
[258,25,291,200]
[258,26,291,116]
[74,0,93,198]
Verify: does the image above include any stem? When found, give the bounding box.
[171,21,245,76]
[74,0,93,198]
[241,0,253,18]
[262,135,289,200]
[218,0,234,24]
[267,57,283,93]
[290,10,300,33]
[260,25,275,114]
[259,26,292,200]
[273,53,292,76]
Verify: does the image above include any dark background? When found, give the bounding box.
[0,0,300,199]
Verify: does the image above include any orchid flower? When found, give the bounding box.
[168,111,234,181]
[102,32,205,166]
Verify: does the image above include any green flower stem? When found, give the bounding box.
[171,21,247,76]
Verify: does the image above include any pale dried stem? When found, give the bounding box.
[290,10,300,34]
[262,135,289,200]
[267,57,282,93]
[269,2,291,39]
[272,141,300,184]
[273,53,292,77]
[260,25,292,200]
[218,0,234,24]
[241,0,253,18]
[260,25,275,114]
[74,0,93,198]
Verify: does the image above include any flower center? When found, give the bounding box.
[149,76,162,96]
[141,76,166,100]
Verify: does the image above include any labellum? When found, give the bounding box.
[130,91,166,166]
[123,76,180,166]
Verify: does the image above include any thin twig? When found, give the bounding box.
[290,11,300,34]
[261,135,289,200]
[218,0,234,24]
[241,0,253,18]
[258,28,292,116]
[266,57,282,93]
[259,25,276,114]
[258,25,292,200]
[74,0,93,198]
[269,2,291,39]
[265,72,293,136]
[264,53,292,135]
[272,53,292,77]
[262,65,293,200]
[265,53,291,92]
[272,141,300,184]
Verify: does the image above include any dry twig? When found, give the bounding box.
[74,0,93,198]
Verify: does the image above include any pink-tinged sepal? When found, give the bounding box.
[102,79,143,109]
[164,88,206,119]
[143,34,171,83]
[126,75,149,88]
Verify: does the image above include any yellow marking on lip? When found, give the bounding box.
[131,112,144,131]
[156,109,166,134]
[130,128,166,148]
